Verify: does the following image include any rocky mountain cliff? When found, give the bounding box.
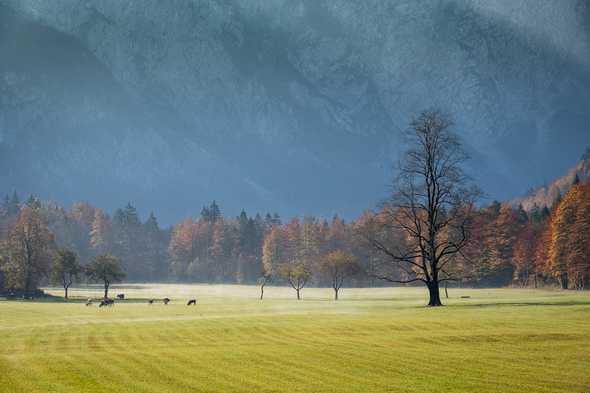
[1,0,589,223]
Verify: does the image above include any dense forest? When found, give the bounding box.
[2,110,589,298]
[1,173,589,295]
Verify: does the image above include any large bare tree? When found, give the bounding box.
[371,110,479,306]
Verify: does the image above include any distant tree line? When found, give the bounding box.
[1,112,589,300]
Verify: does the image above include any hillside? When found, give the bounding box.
[513,149,590,211]
[1,0,589,223]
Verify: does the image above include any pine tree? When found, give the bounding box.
[143,212,165,280]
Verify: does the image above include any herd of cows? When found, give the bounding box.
[85,294,198,308]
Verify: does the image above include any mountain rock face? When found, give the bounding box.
[1,0,589,223]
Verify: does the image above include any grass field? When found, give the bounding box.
[1,285,589,393]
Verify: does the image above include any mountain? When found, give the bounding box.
[513,149,590,211]
[1,1,589,224]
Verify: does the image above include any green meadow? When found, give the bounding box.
[1,285,589,393]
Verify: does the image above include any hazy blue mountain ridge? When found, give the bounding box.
[1,1,589,223]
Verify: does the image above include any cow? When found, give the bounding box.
[85,298,93,306]
[99,299,115,307]
[116,293,125,300]
[163,297,171,305]
[187,299,196,306]
[148,299,155,305]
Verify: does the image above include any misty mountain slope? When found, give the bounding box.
[513,151,590,211]
[0,4,277,220]
[1,0,589,223]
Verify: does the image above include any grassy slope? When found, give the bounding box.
[1,286,589,393]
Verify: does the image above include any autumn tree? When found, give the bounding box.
[550,183,590,289]
[51,249,81,299]
[368,110,479,306]
[210,218,237,282]
[279,260,312,300]
[319,250,359,300]
[2,207,55,297]
[90,209,112,255]
[260,225,284,299]
[168,219,199,279]
[86,254,125,299]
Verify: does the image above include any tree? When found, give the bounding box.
[279,261,311,300]
[25,195,42,210]
[368,110,479,306]
[319,250,359,300]
[2,191,19,217]
[201,200,221,223]
[168,219,199,280]
[51,249,81,299]
[143,212,165,280]
[90,209,112,255]
[549,183,590,289]
[86,254,125,299]
[111,203,143,280]
[260,225,283,299]
[258,272,271,300]
[2,207,55,296]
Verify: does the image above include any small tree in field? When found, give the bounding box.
[319,250,359,300]
[279,261,311,300]
[258,272,271,300]
[86,254,125,299]
[52,249,81,299]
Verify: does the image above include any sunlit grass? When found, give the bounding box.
[1,285,589,392]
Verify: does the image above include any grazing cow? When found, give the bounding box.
[148,299,155,305]
[99,299,115,307]
[116,293,125,300]
[187,299,196,306]
[85,298,93,306]
[163,297,170,305]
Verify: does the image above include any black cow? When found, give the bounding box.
[163,297,171,305]
[99,299,115,307]
[148,299,155,305]
[116,293,125,300]
[187,299,196,306]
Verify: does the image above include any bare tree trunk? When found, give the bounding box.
[560,272,569,290]
[427,281,443,307]
[296,288,300,300]
[64,286,69,299]
[104,282,109,299]
[260,282,265,300]
[444,281,448,299]
[334,287,339,301]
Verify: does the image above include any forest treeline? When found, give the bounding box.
[0,178,589,295]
